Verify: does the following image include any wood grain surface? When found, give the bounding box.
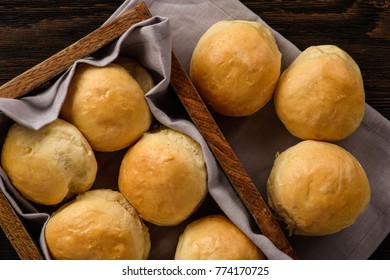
[0,0,389,260]
[0,3,151,99]
[0,191,42,259]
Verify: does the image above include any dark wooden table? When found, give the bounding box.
[0,0,389,260]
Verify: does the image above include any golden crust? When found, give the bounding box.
[267,140,370,236]
[44,189,151,260]
[1,118,97,205]
[118,128,207,226]
[190,20,281,116]
[114,56,154,94]
[60,63,152,152]
[274,45,365,141]
[174,215,265,260]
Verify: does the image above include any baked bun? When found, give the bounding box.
[190,20,281,116]
[274,45,365,141]
[60,63,152,152]
[114,56,154,94]
[174,215,265,260]
[45,189,151,260]
[1,118,97,205]
[267,140,370,236]
[118,127,207,226]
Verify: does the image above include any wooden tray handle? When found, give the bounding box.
[0,190,43,259]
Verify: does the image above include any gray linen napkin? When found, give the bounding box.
[0,0,389,260]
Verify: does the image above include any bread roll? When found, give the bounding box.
[114,56,154,94]
[190,20,281,116]
[267,140,370,236]
[1,118,97,205]
[45,189,151,260]
[118,127,207,226]
[60,63,152,152]
[274,45,365,141]
[174,215,265,260]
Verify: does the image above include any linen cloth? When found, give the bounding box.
[0,0,389,260]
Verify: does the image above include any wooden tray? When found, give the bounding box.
[0,2,296,260]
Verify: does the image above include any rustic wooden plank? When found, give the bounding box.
[0,3,149,99]
[0,2,123,80]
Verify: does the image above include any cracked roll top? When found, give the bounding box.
[1,118,97,205]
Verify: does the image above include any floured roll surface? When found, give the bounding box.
[45,189,151,260]
[274,45,365,141]
[60,63,152,152]
[174,215,265,260]
[190,20,281,117]
[118,127,208,226]
[1,118,97,205]
[267,140,370,236]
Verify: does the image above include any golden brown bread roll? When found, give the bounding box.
[274,45,365,141]
[118,127,208,226]
[1,118,97,205]
[190,20,281,116]
[267,140,370,236]
[60,63,152,152]
[174,215,265,260]
[45,189,151,260]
